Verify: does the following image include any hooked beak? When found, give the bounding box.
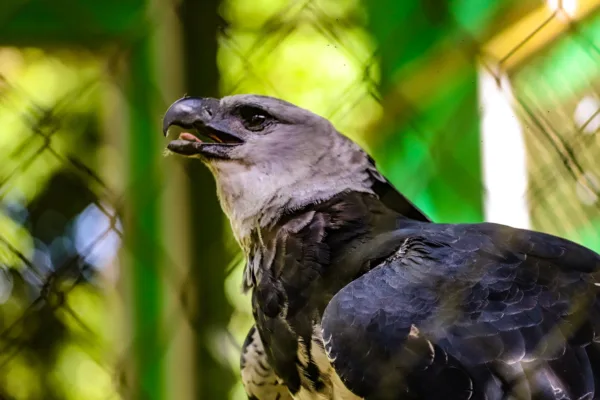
[162,96,243,158]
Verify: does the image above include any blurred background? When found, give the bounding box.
[0,0,599,399]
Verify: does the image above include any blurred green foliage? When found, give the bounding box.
[0,49,102,260]
[511,13,600,252]
[0,48,122,400]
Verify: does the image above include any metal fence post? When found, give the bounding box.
[125,37,166,400]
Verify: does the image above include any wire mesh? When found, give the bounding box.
[0,1,599,400]
[482,5,600,249]
[0,49,125,399]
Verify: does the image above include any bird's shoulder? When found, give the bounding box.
[392,221,600,275]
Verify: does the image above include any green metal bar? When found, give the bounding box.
[126,38,165,400]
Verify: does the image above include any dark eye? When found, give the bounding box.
[239,106,271,131]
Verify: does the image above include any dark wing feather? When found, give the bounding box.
[321,222,600,400]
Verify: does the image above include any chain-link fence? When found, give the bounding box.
[0,0,599,399]
[0,48,123,400]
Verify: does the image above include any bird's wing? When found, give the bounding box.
[241,325,293,400]
[321,222,600,400]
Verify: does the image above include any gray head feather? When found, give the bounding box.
[163,94,377,245]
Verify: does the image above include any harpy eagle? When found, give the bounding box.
[162,94,600,400]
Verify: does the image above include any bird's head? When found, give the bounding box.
[162,94,378,243]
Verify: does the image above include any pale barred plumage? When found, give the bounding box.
[242,324,361,400]
[241,326,293,400]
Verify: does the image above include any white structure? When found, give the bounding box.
[478,66,531,229]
